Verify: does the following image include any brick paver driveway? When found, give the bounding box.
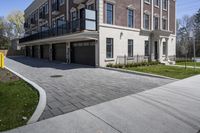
[5,57,174,121]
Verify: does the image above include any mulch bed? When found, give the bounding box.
[0,69,20,83]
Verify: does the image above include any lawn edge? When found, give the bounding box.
[101,67,178,80]
[5,66,47,124]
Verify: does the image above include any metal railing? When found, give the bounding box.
[19,18,96,43]
[116,55,150,65]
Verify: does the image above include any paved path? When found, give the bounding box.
[5,57,174,120]
[4,74,200,133]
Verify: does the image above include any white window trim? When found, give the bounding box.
[105,2,115,25]
[144,0,151,5]
[127,8,135,28]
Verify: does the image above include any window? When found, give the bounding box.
[145,41,150,56]
[154,16,159,30]
[52,20,56,28]
[143,14,150,30]
[162,18,167,30]
[144,0,151,4]
[128,9,134,28]
[106,38,114,58]
[59,0,64,6]
[163,42,167,55]
[106,3,114,24]
[128,40,134,57]
[163,0,167,10]
[88,4,95,10]
[71,11,77,21]
[154,0,160,7]
[45,3,48,14]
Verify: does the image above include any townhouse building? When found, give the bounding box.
[20,0,176,67]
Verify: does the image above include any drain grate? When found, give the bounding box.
[50,75,63,78]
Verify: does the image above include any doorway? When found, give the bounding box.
[154,41,158,60]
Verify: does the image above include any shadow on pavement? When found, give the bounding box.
[7,56,95,70]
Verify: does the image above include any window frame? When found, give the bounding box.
[127,9,135,28]
[128,39,134,57]
[163,0,167,10]
[106,38,114,59]
[105,2,114,25]
[154,16,159,30]
[143,13,150,30]
[162,18,167,30]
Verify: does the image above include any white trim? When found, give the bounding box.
[5,66,47,124]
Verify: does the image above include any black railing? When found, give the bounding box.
[19,18,96,43]
[39,12,46,20]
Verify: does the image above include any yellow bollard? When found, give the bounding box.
[0,52,5,68]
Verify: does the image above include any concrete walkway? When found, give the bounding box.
[4,75,200,133]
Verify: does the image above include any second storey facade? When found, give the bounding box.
[20,0,176,67]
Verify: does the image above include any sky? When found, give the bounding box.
[0,0,199,19]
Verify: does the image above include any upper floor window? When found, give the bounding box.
[154,16,159,30]
[45,3,49,14]
[71,11,77,21]
[128,9,134,28]
[144,0,151,4]
[154,0,160,7]
[128,39,134,57]
[162,18,167,30]
[163,0,167,10]
[88,3,95,10]
[106,3,114,25]
[143,13,150,30]
[59,0,64,6]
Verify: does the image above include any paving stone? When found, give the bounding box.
[5,57,174,121]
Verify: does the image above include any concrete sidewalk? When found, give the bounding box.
[4,75,200,133]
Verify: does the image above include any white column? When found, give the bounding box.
[168,0,170,31]
[66,0,69,21]
[160,0,163,30]
[141,0,144,29]
[151,0,154,30]
[166,38,169,59]
[49,44,52,61]
[159,38,163,61]
[95,40,99,67]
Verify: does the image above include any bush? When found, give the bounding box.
[107,61,160,68]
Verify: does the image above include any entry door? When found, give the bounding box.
[154,41,158,60]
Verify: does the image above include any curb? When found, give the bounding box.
[5,66,47,124]
[100,67,178,81]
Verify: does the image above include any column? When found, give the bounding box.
[160,0,163,30]
[166,38,169,60]
[38,45,41,59]
[30,46,33,57]
[141,0,144,29]
[158,38,163,61]
[49,44,52,61]
[168,0,170,31]
[66,42,70,64]
[95,40,99,67]
[151,0,154,30]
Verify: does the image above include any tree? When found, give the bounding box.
[194,9,200,57]
[7,10,24,38]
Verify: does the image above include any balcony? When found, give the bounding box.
[52,2,60,15]
[30,19,37,26]
[19,9,97,44]
[39,12,46,22]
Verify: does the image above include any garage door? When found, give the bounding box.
[71,41,95,66]
[40,45,49,60]
[32,46,39,58]
[52,44,66,62]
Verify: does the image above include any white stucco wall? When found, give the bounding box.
[99,24,149,67]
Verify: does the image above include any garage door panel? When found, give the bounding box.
[41,45,49,60]
[71,42,95,66]
[53,44,66,62]
[33,46,39,58]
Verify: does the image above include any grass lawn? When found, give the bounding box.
[126,65,200,79]
[0,69,39,132]
[176,62,200,67]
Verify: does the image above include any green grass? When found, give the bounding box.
[176,62,200,67]
[126,65,200,79]
[0,80,39,132]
